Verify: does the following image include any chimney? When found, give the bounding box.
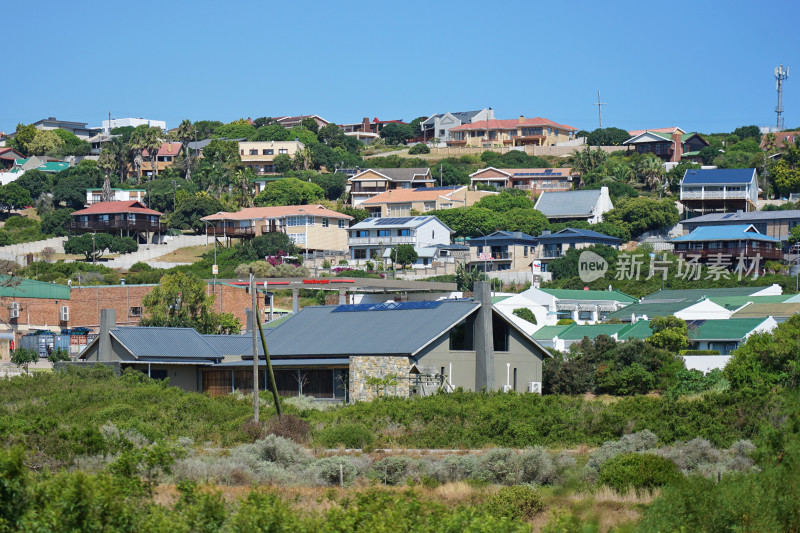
[388,189,392,197]
[671,131,682,162]
[98,309,116,362]
[244,307,252,334]
[474,281,495,392]
[519,115,525,124]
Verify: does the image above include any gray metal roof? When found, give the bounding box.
[357,168,432,182]
[351,215,447,230]
[111,327,223,359]
[201,334,253,356]
[244,300,480,357]
[683,209,800,224]
[535,189,602,217]
[214,358,351,368]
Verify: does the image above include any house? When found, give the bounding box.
[467,231,539,274]
[761,130,800,150]
[69,201,164,242]
[102,118,166,134]
[30,117,99,139]
[534,186,613,224]
[85,188,147,205]
[348,168,434,206]
[201,205,353,252]
[11,156,70,174]
[680,209,800,244]
[448,116,577,147]
[347,215,452,262]
[88,133,119,155]
[731,300,800,321]
[359,185,494,218]
[685,317,778,371]
[421,109,493,144]
[513,287,637,325]
[533,228,622,268]
[136,142,183,176]
[623,127,709,162]
[340,117,408,136]
[671,225,782,264]
[680,168,759,215]
[532,321,653,351]
[207,284,551,400]
[604,286,784,323]
[274,115,330,129]
[239,140,304,175]
[469,167,575,194]
[0,147,24,170]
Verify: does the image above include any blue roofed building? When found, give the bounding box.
[680,209,800,245]
[680,168,759,216]
[671,224,782,263]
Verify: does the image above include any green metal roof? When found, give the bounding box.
[0,277,70,300]
[558,323,628,340]
[642,287,773,301]
[688,318,767,341]
[617,320,654,340]
[604,301,693,320]
[538,288,637,303]
[531,325,572,340]
[38,162,70,173]
[708,295,793,310]
[492,295,512,304]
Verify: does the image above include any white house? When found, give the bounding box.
[534,186,613,224]
[347,215,453,265]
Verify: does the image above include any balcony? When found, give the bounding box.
[351,186,388,194]
[470,251,512,261]
[673,247,783,261]
[69,219,164,232]
[680,190,749,200]
[348,236,416,245]
[206,226,255,238]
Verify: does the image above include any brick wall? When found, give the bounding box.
[349,355,411,402]
[0,283,254,340]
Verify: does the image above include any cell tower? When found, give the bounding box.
[775,64,789,131]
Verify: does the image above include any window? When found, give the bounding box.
[249,149,258,155]
[279,148,288,154]
[130,307,142,317]
[353,249,367,259]
[524,246,528,257]
[492,315,509,352]
[354,230,369,237]
[128,214,136,221]
[148,369,168,380]
[322,218,329,227]
[262,149,274,155]
[289,233,306,244]
[449,317,474,350]
[377,230,391,237]
[513,368,517,391]
[397,229,410,236]
[338,219,347,229]
[578,310,593,321]
[423,201,435,212]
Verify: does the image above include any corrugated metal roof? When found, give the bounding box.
[536,228,621,244]
[111,327,223,359]
[201,334,253,356]
[688,318,767,341]
[538,288,637,303]
[671,225,779,243]
[557,324,628,340]
[531,325,572,340]
[732,303,800,318]
[0,277,70,300]
[642,287,774,301]
[351,215,447,230]
[604,301,695,320]
[214,358,350,368]
[617,320,653,340]
[244,300,480,357]
[681,168,756,185]
[683,210,800,224]
[535,189,602,217]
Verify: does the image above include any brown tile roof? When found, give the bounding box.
[141,142,183,157]
[450,117,577,132]
[201,204,353,221]
[361,186,467,206]
[71,201,163,217]
[627,127,684,136]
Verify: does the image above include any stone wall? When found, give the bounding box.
[349,355,411,402]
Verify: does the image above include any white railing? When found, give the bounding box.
[681,190,748,200]
[348,236,416,245]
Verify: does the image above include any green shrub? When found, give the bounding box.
[485,485,545,520]
[317,423,374,449]
[370,456,413,485]
[408,143,430,155]
[310,456,361,486]
[598,453,681,494]
[512,307,537,325]
[679,349,721,355]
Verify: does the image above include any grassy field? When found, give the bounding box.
[154,245,208,264]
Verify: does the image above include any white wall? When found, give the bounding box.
[682,355,731,373]
[675,300,732,320]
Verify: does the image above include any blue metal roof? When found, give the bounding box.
[671,224,779,243]
[536,227,621,244]
[682,168,756,185]
[468,231,538,246]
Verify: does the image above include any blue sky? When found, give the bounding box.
[3,0,799,135]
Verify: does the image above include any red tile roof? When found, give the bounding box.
[0,147,23,161]
[71,201,163,217]
[450,117,577,132]
[627,127,684,136]
[201,204,353,221]
[141,142,182,157]
[762,131,800,149]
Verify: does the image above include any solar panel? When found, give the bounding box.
[512,172,564,177]
[417,186,460,191]
[332,301,443,313]
[376,217,415,225]
[722,214,734,219]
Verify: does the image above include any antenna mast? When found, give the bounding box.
[593,91,607,129]
[775,64,789,131]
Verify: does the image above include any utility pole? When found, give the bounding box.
[439,164,443,187]
[250,271,260,423]
[593,91,607,129]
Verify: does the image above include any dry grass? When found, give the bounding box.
[154,245,207,264]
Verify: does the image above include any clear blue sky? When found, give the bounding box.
[3,0,799,135]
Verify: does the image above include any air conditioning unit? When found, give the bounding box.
[60,306,69,322]
[501,385,513,393]
[9,302,19,319]
[527,381,542,394]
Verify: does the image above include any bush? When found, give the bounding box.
[485,485,545,520]
[317,423,374,449]
[370,456,413,485]
[264,414,311,444]
[679,349,721,355]
[598,453,681,494]
[519,447,575,485]
[586,430,659,478]
[480,448,521,484]
[408,143,430,155]
[512,308,537,325]
[310,456,362,486]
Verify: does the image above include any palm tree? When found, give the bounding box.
[142,126,163,181]
[107,137,128,182]
[176,119,195,181]
[128,131,146,184]
[635,155,665,192]
[97,150,117,202]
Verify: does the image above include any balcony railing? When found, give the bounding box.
[348,236,415,245]
[673,247,783,261]
[69,220,164,232]
[470,251,512,261]
[206,226,255,237]
[680,190,749,200]
[351,187,387,194]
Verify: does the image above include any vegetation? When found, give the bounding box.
[63,233,138,261]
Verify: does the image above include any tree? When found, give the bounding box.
[193,120,223,140]
[52,164,102,209]
[286,127,318,146]
[40,209,72,236]
[236,233,298,262]
[586,127,630,146]
[273,153,294,173]
[128,129,146,183]
[408,143,430,155]
[253,178,324,206]
[789,225,800,245]
[252,116,278,129]
[213,120,256,140]
[310,172,347,200]
[571,147,609,177]
[724,314,800,390]
[300,117,319,134]
[604,197,679,239]
[64,233,114,261]
[142,126,163,179]
[771,158,800,196]
[0,183,33,212]
[140,272,240,334]
[251,124,290,142]
[633,154,666,191]
[13,169,51,200]
[698,146,720,165]
[647,315,689,353]
[170,192,224,233]
[732,125,761,142]
[512,308,537,324]
[8,123,37,155]
[379,123,414,145]
[51,129,90,157]
[26,130,65,155]
[176,119,196,181]
[409,116,427,138]
[47,348,71,363]
[392,244,418,268]
[97,150,116,202]
[454,263,486,291]
[10,348,38,374]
